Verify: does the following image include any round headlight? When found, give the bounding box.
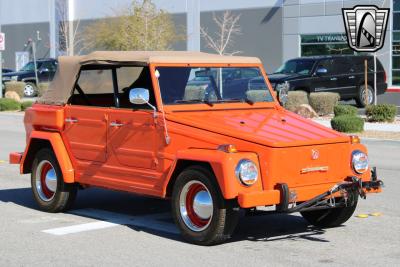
[235,159,258,186]
[352,150,369,174]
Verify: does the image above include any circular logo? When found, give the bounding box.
[311,149,319,160]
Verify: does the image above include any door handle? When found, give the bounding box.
[110,121,124,127]
[348,76,355,79]
[330,77,338,81]
[65,118,78,123]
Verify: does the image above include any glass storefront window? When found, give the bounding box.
[395,0,400,11]
[393,2,400,85]
[300,33,353,56]
[393,70,400,86]
[394,13,400,31]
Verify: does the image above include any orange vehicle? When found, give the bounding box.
[10,51,382,245]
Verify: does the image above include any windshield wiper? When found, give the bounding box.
[174,99,214,106]
[210,98,255,105]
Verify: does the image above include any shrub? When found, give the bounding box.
[331,115,364,133]
[37,83,50,97]
[0,98,21,111]
[365,104,397,122]
[309,92,340,115]
[284,90,309,112]
[21,101,34,111]
[334,104,358,117]
[4,81,25,98]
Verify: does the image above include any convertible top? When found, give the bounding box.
[38,51,261,105]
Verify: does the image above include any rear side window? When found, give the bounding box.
[332,58,352,75]
[316,59,335,75]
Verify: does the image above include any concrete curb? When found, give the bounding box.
[313,119,400,132]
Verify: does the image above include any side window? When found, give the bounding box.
[116,66,156,109]
[332,58,352,75]
[241,68,259,78]
[316,59,334,75]
[69,68,115,107]
[41,61,57,72]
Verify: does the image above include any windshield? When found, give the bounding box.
[275,59,315,75]
[20,62,43,71]
[157,67,274,105]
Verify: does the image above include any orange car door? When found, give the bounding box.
[107,108,162,188]
[63,105,108,163]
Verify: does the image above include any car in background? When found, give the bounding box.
[267,55,387,107]
[2,58,58,97]
[2,68,14,73]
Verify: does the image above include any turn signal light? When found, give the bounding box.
[218,144,238,153]
[350,135,360,144]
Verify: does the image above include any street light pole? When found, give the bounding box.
[0,22,3,99]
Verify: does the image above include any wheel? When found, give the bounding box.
[24,82,37,97]
[171,166,240,245]
[31,148,77,212]
[356,84,374,107]
[300,190,358,228]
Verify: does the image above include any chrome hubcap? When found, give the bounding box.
[24,84,34,96]
[179,180,213,232]
[35,160,57,201]
[361,88,373,105]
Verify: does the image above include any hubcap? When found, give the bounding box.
[35,160,57,201]
[24,84,34,96]
[361,87,373,105]
[179,181,213,232]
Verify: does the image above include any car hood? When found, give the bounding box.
[167,108,349,148]
[267,73,309,83]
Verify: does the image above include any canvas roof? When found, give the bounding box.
[38,51,262,105]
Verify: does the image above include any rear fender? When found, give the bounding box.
[21,131,74,183]
[163,149,263,199]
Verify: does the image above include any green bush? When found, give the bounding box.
[0,98,21,111]
[331,115,364,133]
[37,83,50,97]
[284,90,309,112]
[309,92,340,115]
[334,104,358,117]
[365,104,397,122]
[4,81,25,98]
[21,101,34,111]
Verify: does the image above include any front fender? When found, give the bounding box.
[21,131,75,183]
[163,149,263,199]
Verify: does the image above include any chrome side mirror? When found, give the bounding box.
[129,88,150,105]
[276,81,289,106]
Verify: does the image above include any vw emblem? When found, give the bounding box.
[311,149,319,160]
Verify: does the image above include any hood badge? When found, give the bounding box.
[311,149,319,160]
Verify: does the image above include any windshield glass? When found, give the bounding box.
[20,62,43,71]
[157,67,274,105]
[275,59,315,75]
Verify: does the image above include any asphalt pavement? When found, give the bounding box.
[0,112,399,266]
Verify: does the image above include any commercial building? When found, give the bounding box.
[0,0,398,88]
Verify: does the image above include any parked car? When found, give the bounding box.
[267,55,387,107]
[10,51,382,245]
[2,58,58,97]
[2,68,14,73]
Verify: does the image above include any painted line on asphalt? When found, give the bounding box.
[42,208,178,236]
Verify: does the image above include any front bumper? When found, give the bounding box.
[238,173,382,209]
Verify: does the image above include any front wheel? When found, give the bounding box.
[31,148,78,212]
[300,190,358,228]
[171,166,239,245]
[24,82,37,97]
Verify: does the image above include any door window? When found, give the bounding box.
[315,59,334,75]
[332,58,352,75]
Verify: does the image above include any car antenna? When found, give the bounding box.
[154,69,171,145]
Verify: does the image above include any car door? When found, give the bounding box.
[312,59,338,92]
[332,57,356,98]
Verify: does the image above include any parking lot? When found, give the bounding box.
[0,112,399,266]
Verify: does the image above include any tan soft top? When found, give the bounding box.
[38,51,262,105]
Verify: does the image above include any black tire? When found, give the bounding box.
[24,82,37,97]
[356,84,374,107]
[31,148,77,212]
[300,190,358,228]
[171,166,239,245]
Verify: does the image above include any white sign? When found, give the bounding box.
[15,52,30,71]
[0,33,4,51]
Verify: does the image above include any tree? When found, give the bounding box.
[83,0,183,51]
[200,11,242,55]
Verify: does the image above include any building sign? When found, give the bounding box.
[0,33,5,51]
[301,34,347,44]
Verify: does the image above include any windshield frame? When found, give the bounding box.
[150,63,278,112]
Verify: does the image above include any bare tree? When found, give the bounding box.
[200,11,242,55]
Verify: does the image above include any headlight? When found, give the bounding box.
[11,76,18,81]
[235,159,258,186]
[352,150,369,174]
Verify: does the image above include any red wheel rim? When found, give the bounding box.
[35,160,57,201]
[185,183,209,228]
[40,162,54,199]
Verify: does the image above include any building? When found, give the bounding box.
[0,0,398,88]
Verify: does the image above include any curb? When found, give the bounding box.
[387,88,400,93]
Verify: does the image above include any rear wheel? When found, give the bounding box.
[356,85,374,107]
[31,148,77,212]
[300,190,358,228]
[24,82,37,97]
[171,166,239,245]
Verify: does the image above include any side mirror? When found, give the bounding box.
[39,68,50,74]
[315,67,328,75]
[129,88,150,105]
[276,81,289,106]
